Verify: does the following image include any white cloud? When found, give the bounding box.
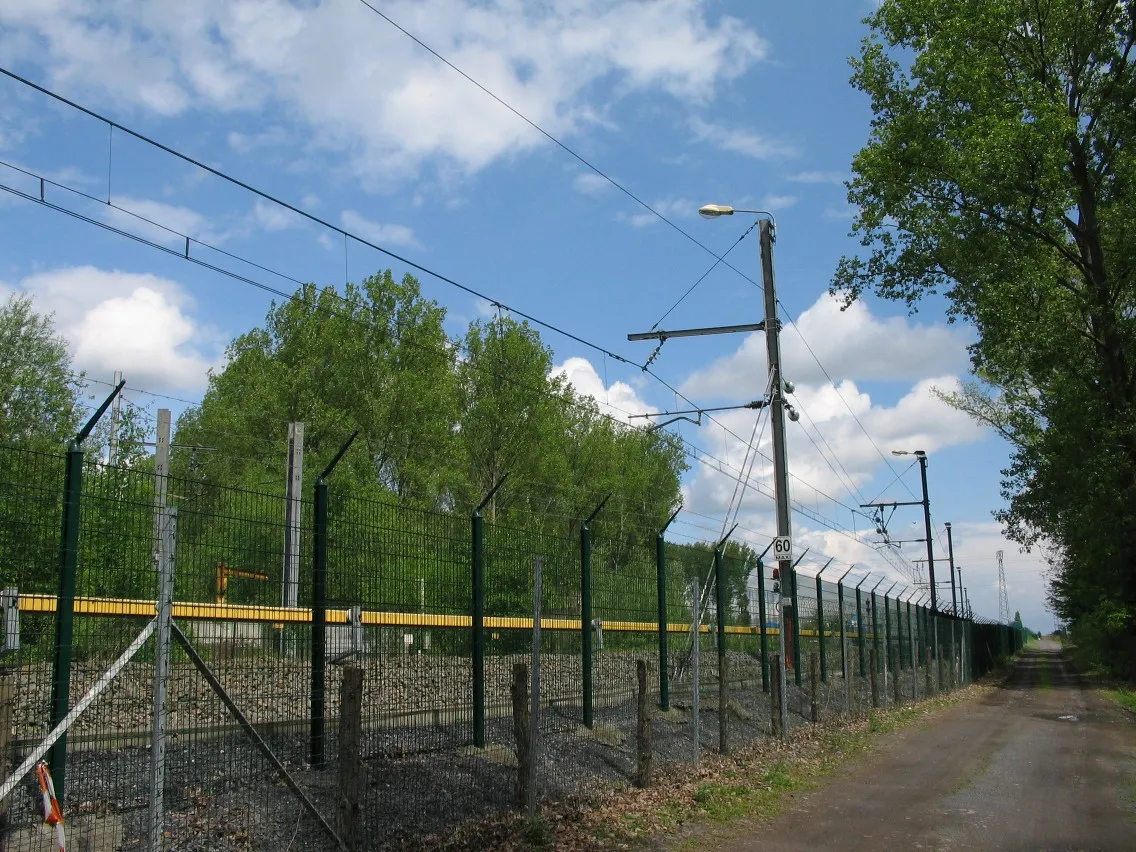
[681,293,972,396]
[673,294,987,582]
[340,210,420,249]
[551,356,651,423]
[252,199,302,232]
[573,172,612,196]
[103,196,230,249]
[689,117,798,160]
[759,194,798,211]
[617,198,695,228]
[11,266,221,390]
[824,206,856,221]
[3,0,768,180]
[681,377,984,523]
[940,521,1052,629]
[787,171,845,185]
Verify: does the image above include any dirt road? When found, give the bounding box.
[716,643,1136,851]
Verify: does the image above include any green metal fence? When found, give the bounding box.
[0,442,1011,850]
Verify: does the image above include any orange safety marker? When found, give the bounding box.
[35,761,66,851]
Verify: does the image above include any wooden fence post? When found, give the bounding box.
[512,663,530,807]
[809,652,819,723]
[635,660,652,788]
[337,666,364,851]
[770,659,782,737]
[869,648,879,708]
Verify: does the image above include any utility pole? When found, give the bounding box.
[917,454,938,612]
[629,206,793,739]
[945,522,958,615]
[759,217,794,739]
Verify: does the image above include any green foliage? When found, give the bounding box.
[0,294,82,449]
[836,0,1136,671]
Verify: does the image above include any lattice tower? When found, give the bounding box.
[997,549,1011,624]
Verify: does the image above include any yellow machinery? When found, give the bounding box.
[214,562,269,605]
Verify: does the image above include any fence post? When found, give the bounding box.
[337,666,363,850]
[757,559,769,694]
[657,508,680,711]
[48,380,124,798]
[816,573,827,682]
[855,585,865,677]
[869,648,879,708]
[909,601,917,701]
[528,556,542,819]
[512,663,530,807]
[471,511,486,748]
[149,508,176,852]
[896,594,904,671]
[581,495,610,730]
[790,563,802,686]
[48,442,83,797]
[471,475,506,749]
[809,652,819,723]
[883,592,892,701]
[0,662,12,837]
[837,579,847,690]
[311,431,357,770]
[690,577,701,770]
[770,658,782,737]
[635,660,652,788]
[871,591,881,688]
[714,541,730,756]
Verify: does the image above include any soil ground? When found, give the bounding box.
[707,641,1136,851]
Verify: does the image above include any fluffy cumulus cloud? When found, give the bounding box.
[11,266,221,391]
[550,356,651,423]
[672,293,991,583]
[681,293,973,396]
[1,0,768,179]
[340,210,420,249]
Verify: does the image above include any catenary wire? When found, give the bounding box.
[351,1,764,292]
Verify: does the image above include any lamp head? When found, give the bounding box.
[699,204,735,218]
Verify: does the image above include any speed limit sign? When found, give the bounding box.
[772,535,793,561]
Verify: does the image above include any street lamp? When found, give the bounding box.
[701,203,790,738]
[892,449,938,612]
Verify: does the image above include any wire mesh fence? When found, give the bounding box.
[0,441,1017,850]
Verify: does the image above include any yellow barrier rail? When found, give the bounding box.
[14,593,887,639]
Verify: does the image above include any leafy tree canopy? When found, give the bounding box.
[835,0,1136,668]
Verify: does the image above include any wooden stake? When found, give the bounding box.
[635,660,652,788]
[336,667,363,851]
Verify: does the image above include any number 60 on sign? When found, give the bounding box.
[772,535,793,561]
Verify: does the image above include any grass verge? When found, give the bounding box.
[1101,686,1136,714]
[441,684,986,852]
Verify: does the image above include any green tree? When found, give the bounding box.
[835,0,1136,672]
[172,271,460,502]
[0,294,81,448]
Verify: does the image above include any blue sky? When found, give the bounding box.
[0,0,1052,629]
